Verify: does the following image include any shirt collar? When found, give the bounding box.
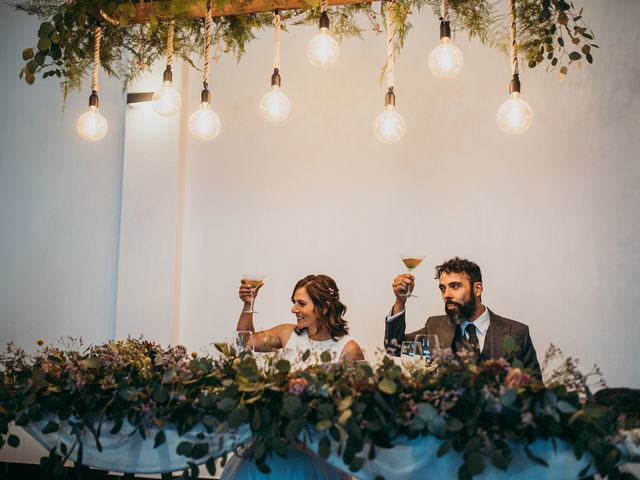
[460,305,490,335]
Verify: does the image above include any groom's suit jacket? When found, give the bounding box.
[385,308,541,375]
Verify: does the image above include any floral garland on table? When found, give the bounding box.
[0,337,636,480]
[12,0,598,103]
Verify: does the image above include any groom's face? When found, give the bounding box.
[439,271,481,324]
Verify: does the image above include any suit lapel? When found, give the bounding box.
[482,309,507,359]
[432,317,456,352]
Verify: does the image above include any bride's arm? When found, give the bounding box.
[250,324,295,352]
[339,340,365,362]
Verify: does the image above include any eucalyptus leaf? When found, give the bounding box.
[153,430,166,448]
[378,378,397,395]
[22,48,34,61]
[7,434,20,448]
[37,38,51,52]
[318,436,331,459]
[503,336,516,355]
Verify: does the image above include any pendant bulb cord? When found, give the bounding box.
[91,25,102,93]
[273,10,281,70]
[509,0,519,76]
[203,1,212,89]
[321,0,327,13]
[167,21,174,67]
[440,0,448,22]
[385,1,395,89]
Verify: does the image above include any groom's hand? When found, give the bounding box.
[391,273,414,315]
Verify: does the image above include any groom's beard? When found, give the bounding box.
[445,295,477,325]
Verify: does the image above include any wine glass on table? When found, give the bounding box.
[415,334,440,371]
[242,275,265,314]
[400,254,425,297]
[401,341,422,371]
[235,330,254,354]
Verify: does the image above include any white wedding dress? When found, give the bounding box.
[220,330,354,479]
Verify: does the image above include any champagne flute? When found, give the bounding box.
[415,334,440,370]
[401,341,422,370]
[400,254,425,297]
[243,274,265,314]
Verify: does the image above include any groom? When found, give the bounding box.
[384,257,541,375]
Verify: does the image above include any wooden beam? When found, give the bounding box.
[131,0,372,22]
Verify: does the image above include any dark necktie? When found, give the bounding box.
[453,324,480,357]
[465,324,481,356]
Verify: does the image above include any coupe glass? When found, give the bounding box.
[242,274,265,314]
[399,254,425,297]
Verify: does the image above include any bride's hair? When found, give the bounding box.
[292,274,349,340]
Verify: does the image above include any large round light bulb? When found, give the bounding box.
[188,102,221,141]
[260,86,290,123]
[76,105,108,142]
[428,37,464,79]
[496,92,533,135]
[152,81,182,116]
[306,28,340,68]
[374,105,406,144]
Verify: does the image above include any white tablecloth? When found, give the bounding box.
[23,418,251,474]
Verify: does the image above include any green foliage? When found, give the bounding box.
[11,0,595,101]
[0,338,634,479]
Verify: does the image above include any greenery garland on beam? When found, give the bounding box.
[14,0,597,103]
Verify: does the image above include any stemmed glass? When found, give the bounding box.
[400,341,423,370]
[235,330,254,354]
[400,254,425,297]
[415,334,440,371]
[243,274,265,314]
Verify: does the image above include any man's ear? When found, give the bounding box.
[473,282,483,298]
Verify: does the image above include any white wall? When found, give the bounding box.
[178,0,640,388]
[0,5,125,347]
[1,0,639,467]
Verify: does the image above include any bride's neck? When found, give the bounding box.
[308,325,331,341]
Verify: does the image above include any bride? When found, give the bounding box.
[220,274,364,479]
[237,274,364,365]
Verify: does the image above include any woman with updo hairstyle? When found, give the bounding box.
[236,274,364,366]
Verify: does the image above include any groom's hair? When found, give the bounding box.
[292,274,349,340]
[435,257,482,288]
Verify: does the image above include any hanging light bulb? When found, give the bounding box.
[261,10,290,123]
[188,2,220,141]
[77,91,108,142]
[260,68,290,123]
[152,67,181,116]
[306,11,340,68]
[152,24,181,116]
[428,20,463,79]
[77,24,107,142]
[497,74,533,134]
[374,87,406,144]
[189,88,221,141]
[497,0,533,135]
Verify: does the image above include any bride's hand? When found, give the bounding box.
[239,279,263,306]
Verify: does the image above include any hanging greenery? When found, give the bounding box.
[13,0,597,102]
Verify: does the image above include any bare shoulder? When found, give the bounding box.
[340,339,365,361]
[272,323,296,346]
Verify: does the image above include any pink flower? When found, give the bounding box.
[287,377,308,396]
[504,368,531,388]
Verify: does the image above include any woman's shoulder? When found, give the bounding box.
[272,323,297,346]
[339,338,364,361]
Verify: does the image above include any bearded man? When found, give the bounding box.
[384,257,541,375]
